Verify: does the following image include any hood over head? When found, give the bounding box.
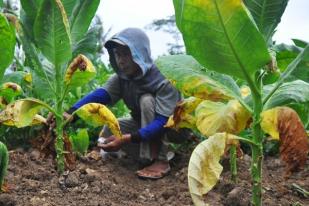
[104,28,154,80]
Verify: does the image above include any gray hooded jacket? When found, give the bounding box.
[103,28,180,121]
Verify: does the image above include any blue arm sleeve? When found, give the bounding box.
[70,88,111,112]
[138,114,168,141]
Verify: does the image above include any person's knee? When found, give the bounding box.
[140,94,155,111]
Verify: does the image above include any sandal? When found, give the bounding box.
[136,160,171,179]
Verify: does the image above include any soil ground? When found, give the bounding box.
[0,148,308,206]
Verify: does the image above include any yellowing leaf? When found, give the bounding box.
[176,74,233,101]
[0,99,51,128]
[195,100,251,137]
[23,73,32,83]
[1,82,22,91]
[75,103,122,138]
[0,97,8,109]
[188,133,240,206]
[31,114,47,125]
[165,114,196,131]
[64,54,96,87]
[155,55,240,102]
[261,107,309,175]
[3,114,47,127]
[165,97,202,130]
[260,108,279,140]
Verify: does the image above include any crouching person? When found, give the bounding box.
[68,28,187,179]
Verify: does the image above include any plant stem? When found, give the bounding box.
[251,143,263,206]
[54,64,65,173]
[55,114,65,173]
[230,145,237,183]
[250,83,263,206]
[59,85,69,103]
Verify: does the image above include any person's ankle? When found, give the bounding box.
[138,158,153,168]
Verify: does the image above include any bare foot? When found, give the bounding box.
[136,160,171,179]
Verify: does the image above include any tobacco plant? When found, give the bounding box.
[156,0,309,205]
[0,0,122,174]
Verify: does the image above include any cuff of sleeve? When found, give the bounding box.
[66,107,79,123]
[67,107,77,114]
[130,131,142,143]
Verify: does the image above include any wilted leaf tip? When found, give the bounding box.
[64,54,96,86]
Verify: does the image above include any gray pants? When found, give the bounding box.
[100,94,188,161]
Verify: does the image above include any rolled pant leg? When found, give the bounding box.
[139,94,169,161]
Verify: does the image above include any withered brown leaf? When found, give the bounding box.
[278,107,309,175]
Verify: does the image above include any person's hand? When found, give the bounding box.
[63,112,74,123]
[98,134,131,152]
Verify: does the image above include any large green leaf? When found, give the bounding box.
[34,0,72,66]
[173,0,271,81]
[273,43,302,72]
[20,0,42,24]
[264,45,309,105]
[273,42,309,82]
[70,0,100,44]
[15,16,57,94]
[289,61,309,83]
[20,0,42,40]
[292,39,308,48]
[273,44,309,83]
[0,13,16,81]
[264,80,309,110]
[62,0,76,18]
[243,0,289,43]
[280,45,309,80]
[155,55,240,101]
[32,72,55,100]
[73,25,102,58]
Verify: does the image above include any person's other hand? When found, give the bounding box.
[98,134,131,152]
[63,112,73,122]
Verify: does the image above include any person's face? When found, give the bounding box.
[113,45,140,77]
